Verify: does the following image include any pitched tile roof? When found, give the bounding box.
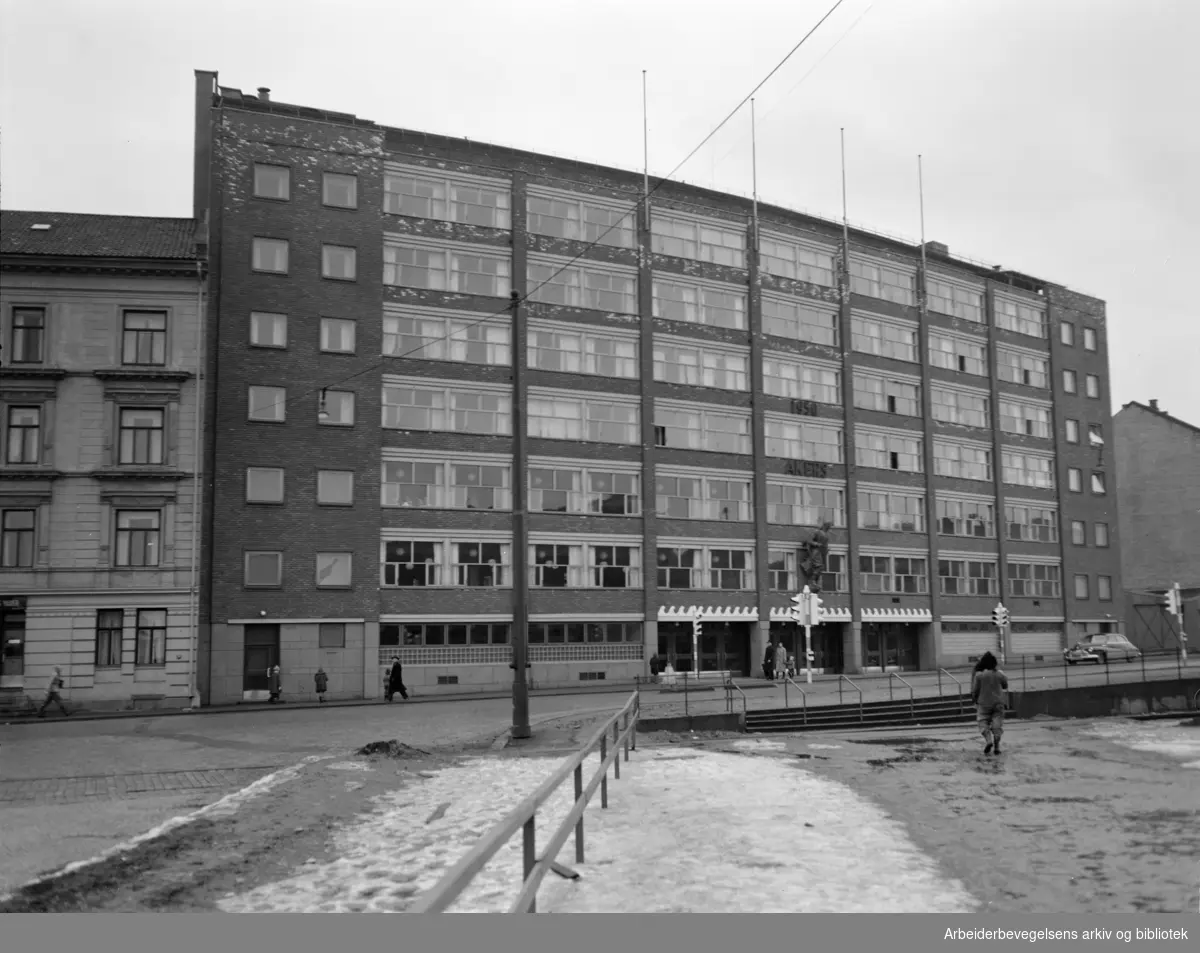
[1,210,197,260]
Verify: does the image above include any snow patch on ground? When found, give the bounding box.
[728,738,787,753]
[328,762,375,772]
[218,746,975,913]
[1085,720,1200,768]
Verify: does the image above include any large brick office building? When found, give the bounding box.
[192,71,1124,705]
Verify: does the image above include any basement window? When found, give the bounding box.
[436,675,459,685]
[579,671,607,681]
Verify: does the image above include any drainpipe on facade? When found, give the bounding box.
[186,259,206,709]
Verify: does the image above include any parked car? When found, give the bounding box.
[1064,633,1141,664]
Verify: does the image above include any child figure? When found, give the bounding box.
[314,667,329,703]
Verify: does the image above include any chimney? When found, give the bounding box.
[922,240,949,257]
[1148,399,1159,412]
[257,87,271,102]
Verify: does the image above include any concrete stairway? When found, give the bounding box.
[743,693,993,733]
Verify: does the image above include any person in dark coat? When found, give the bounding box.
[267,664,282,703]
[314,667,329,703]
[386,656,408,702]
[971,651,1009,755]
[763,640,775,680]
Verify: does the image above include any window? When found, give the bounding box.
[252,238,289,273]
[938,559,998,597]
[1083,327,1097,352]
[654,340,749,391]
[531,543,582,587]
[709,548,753,590]
[1088,424,1103,447]
[652,278,746,330]
[320,318,356,354]
[763,418,844,463]
[1090,471,1107,495]
[383,381,512,435]
[853,372,920,416]
[384,167,511,228]
[857,489,925,533]
[323,172,358,209]
[999,399,1051,439]
[317,470,354,505]
[253,164,290,200]
[768,549,796,591]
[246,467,284,503]
[928,331,987,376]
[383,241,512,297]
[996,348,1048,389]
[526,190,636,248]
[453,542,509,587]
[0,604,25,677]
[10,306,46,363]
[448,463,508,510]
[994,298,1046,338]
[850,314,918,362]
[657,545,754,590]
[121,311,167,366]
[758,234,835,286]
[95,609,122,667]
[384,621,513,646]
[656,473,753,521]
[319,390,355,426]
[528,393,640,444]
[925,277,983,322]
[6,407,40,464]
[760,295,839,347]
[930,386,989,428]
[134,609,167,666]
[1070,520,1086,545]
[1006,504,1058,542]
[1097,575,1112,601]
[1060,322,1075,346]
[1074,574,1090,600]
[528,465,638,516]
[936,497,995,538]
[0,509,35,567]
[529,325,638,378]
[1001,450,1055,489]
[849,259,916,305]
[382,458,510,511]
[762,353,841,404]
[319,622,346,647]
[1007,562,1061,598]
[118,408,164,464]
[249,386,286,422]
[244,551,283,587]
[527,258,637,313]
[1085,375,1100,399]
[1065,419,1080,443]
[859,555,928,594]
[1062,369,1077,394]
[933,440,991,481]
[250,311,287,348]
[820,553,849,593]
[766,481,846,527]
[1067,467,1082,492]
[654,404,751,454]
[382,540,442,586]
[322,244,357,281]
[856,430,923,473]
[1094,522,1109,547]
[384,309,510,365]
[591,545,640,588]
[316,553,353,588]
[651,212,746,268]
[525,621,644,645]
[115,511,160,567]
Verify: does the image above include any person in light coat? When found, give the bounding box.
[38,666,69,718]
[774,642,789,681]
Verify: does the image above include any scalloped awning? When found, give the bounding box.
[861,607,933,623]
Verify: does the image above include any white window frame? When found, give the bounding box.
[996,343,1049,389]
[381,449,512,511]
[321,244,357,281]
[655,399,752,455]
[527,386,640,445]
[763,414,844,464]
[857,549,930,594]
[758,229,836,287]
[249,311,287,348]
[382,375,512,435]
[1005,498,1059,543]
[927,329,987,376]
[526,184,637,248]
[924,273,984,322]
[761,350,841,405]
[245,466,284,503]
[999,396,1052,439]
[322,171,358,209]
[253,163,290,201]
[849,254,916,306]
[994,295,1047,339]
[320,317,357,354]
[760,292,839,347]
[1085,374,1101,399]
[765,479,846,528]
[652,275,747,331]
[529,319,639,379]
[1000,448,1056,489]
[854,425,923,473]
[651,208,746,268]
[244,550,283,588]
[248,385,286,422]
[316,469,355,506]
[383,234,512,297]
[934,492,996,538]
[1060,321,1075,346]
[850,311,919,363]
[937,555,999,597]
[383,161,512,229]
[852,369,922,417]
[380,530,512,589]
[528,534,643,589]
[382,304,511,366]
[930,381,990,429]
[319,389,355,426]
[316,552,353,588]
[1067,467,1082,493]
[528,456,641,516]
[251,237,289,274]
[1083,327,1098,352]
[656,538,757,591]
[526,252,638,314]
[856,484,926,533]
[932,436,992,482]
[767,548,797,591]
[1062,369,1077,394]
[1006,558,1062,598]
[653,335,749,392]
[655,466,754,522]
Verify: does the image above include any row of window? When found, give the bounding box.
[5,307,171,366]
[0,509,168,569]
[378,621,645,647]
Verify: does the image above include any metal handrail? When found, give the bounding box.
[938,668,965,714]
[836,675,865,723]
[783,676,809,725]
[888,672,916,719]
[408,691,640,914]
[725,677,748,717]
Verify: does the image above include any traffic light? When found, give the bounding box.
[1165,585,1182,619]
[790,590,809,627]
[808,590,824,624]
[991,604,1010,628]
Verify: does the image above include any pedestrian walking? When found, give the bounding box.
[763,640,775,680]
[267,663,283,704]
[386,656,408,702]
[314,667,329,703]
[774,642,789,681]
[971,651,1008,755]
[38,666,69,718]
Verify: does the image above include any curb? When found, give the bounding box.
[487,704,629,751]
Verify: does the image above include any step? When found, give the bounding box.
[746,699,970,722]
[746,712,980,733]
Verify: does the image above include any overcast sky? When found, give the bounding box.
[2,0,1196,419]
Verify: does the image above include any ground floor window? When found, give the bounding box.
[95,609,123,667]
[529,621,642,644]
[380,622,510,646]
[135,609,167,666]
[1,604,24,677]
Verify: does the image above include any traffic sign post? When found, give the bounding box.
[790,587,822,684]
[1168,582,1187,663]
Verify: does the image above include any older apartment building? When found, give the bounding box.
[0,211,204,712]
[193,72,1124,705]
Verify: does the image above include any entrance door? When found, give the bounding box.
[697,622,750,677]
[243,624,280,693]
[862,623,919,671]
[657,622,694,672]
